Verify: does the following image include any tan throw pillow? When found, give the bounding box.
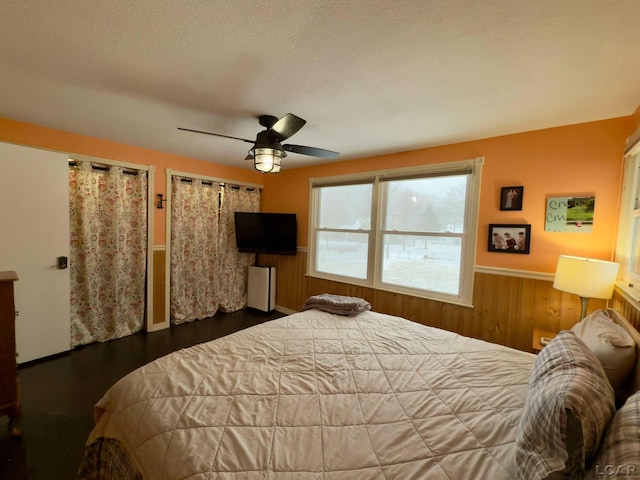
[571,310,636,393]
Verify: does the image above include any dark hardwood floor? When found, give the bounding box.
[0,308,285,480]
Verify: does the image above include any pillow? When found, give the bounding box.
[515,331,616,479]
[571,310,636,394]
[586,390,640,479]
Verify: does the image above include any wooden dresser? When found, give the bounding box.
[0,271,21,436]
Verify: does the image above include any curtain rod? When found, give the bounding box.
[177,178,255,190]
[68,156,152,172]
[69,160,140,176]
[167,168,263,190]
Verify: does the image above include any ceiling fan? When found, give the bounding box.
[178,113,340,173]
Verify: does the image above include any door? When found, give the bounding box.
[0,142,70,363]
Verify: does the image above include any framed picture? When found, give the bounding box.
[488,224,531,254]
[500,186,524,211]
[544,195,595,233]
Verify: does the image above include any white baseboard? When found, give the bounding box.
[147,321,170,332]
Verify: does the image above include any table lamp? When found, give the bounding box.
[553,255,619,320]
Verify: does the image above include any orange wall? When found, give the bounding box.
[1,115,634,272]
[0,117,263,244]
[262,117,634,273]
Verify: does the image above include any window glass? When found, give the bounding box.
[631,169,640,278]
[380,234,461,294]
[630,213,640,277]
[309,160,481,305]
[315,231,369,279]
[314,183,372,280]
[318,184,372,230]
[383,176,466,233]
[616,151,640,299]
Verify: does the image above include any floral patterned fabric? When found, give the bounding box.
[170,180,260,323]
[69,162,148,347]
[218,185,260,312]
[170,177,222,324]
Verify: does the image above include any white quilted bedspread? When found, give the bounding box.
[88,309,535,479]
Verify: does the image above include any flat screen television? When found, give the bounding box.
[234,212,297,255]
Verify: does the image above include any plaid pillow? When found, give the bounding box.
[515,331,616,479]
[587,391,640,478]
[76,437,142,480]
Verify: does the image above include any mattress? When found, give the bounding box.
[77,309,536,479]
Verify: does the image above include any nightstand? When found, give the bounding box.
[532,329,556,353]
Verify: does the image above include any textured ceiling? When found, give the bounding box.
[1,0,640,171]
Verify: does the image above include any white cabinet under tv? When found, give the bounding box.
[247,266,276,312]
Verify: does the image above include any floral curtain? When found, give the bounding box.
[170,177,221,324]
[69,161,148,347]
[218,185,261,312]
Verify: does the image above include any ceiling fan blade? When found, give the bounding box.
[283,144,340,159]
[244,153,254,161]
[177,127,254,144]
[269,114,306,141]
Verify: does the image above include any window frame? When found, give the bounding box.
[307,158,483,306]
[616,139,640,302]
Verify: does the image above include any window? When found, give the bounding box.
[616,138,640,300]
[308,158,483,306]
[315,182,373,280]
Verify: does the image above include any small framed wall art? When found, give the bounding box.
[544,195,595,232]
[488,224,531,254]
[500,186,524,211]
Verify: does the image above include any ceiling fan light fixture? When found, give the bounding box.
[254,148,283,173]
[178,113,340,170]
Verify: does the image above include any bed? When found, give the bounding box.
[76,298,640,480]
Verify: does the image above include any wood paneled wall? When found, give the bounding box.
[612,290,640,330]
[152,249,165,326]
[258,251,627,353]
[149,249,640,351]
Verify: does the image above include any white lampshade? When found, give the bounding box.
[553,255,619,299]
